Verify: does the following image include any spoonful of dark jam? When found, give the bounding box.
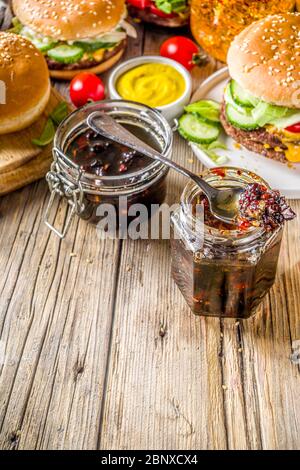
[194,182,296,233]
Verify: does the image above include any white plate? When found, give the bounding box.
[191,67,300,199]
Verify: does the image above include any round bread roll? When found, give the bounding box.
[227,13,300,108]
[12,0,126,41]
[0,32,50,135]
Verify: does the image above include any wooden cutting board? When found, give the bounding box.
[0,88,72,196]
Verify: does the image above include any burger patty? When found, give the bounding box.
[220,102,288,163]
[128,6,189,28]
[47,39,126,71]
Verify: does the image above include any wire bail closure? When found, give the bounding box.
[44,148,85,239]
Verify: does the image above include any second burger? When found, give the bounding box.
[127,0,190,28]
[11,0,136,80]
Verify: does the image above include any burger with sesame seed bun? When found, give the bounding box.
[221,12,300,164]
[0,32,50,134]
[10,0,135,80]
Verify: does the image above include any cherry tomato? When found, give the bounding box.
[160,36,200,71]
[127,0,151,8]
[149,4,176,18]
[285,122,300,133]
[70,73,105,108]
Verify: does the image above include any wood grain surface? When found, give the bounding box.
[0,4,299,450]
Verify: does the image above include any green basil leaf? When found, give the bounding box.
[32,119,56,147]
[50,102,68,125]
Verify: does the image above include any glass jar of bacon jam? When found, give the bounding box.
[45,100,173,238]
[170,168,288,319]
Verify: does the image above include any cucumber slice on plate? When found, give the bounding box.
[47,45,84,64]
[184,100,221,123]
[226,104,259,130]
[179,114,220,144]
[230,80,259,107]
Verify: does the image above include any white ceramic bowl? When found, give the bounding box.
[108,55,192,124]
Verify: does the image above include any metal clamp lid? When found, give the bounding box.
[44,148,85,239]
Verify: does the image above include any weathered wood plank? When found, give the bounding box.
[219,201,300,450]
[98,28,300,451]
[98,29,228,450]
[0,16,145,451]
[98,142,228,450]
[0,180,121,450]
[0,8,299,450]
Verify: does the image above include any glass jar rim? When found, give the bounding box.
[53,99,173,191]
[180,167,274,246]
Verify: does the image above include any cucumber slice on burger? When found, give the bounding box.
[179,114,220,144]
[73,40,117,52]
[230,80,260,107]
[20,27,57,53]
[47,45,84,64]
[31,37,58,53]
[224,82,250,114]
[226,104,259,130]
[32,37,57,53]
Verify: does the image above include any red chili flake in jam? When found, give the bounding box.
[212,168,226,178]
[238,219,251,231]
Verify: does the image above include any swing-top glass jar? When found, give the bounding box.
[45,100,173,238]
[171,167,284,319]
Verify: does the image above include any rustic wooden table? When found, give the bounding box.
[0,13,300,450]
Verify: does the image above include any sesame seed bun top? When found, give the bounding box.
[12,0,125,41]
[227,13,300,108]
[0,32,50,134]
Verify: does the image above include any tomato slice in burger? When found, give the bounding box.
[149,4,176,17]
[127,0,151,8]
[285,123,300,133]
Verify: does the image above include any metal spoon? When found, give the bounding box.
[86,112,244,224]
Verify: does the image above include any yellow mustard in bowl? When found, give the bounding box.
[116,63,186,108]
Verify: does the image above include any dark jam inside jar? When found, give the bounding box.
[67,123,160,177]
[65,123,168,226]
[171,189,284,319]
